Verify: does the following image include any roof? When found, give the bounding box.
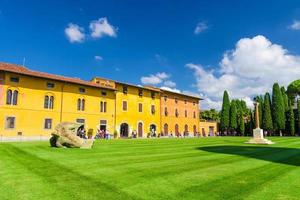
[93,76,161,92]
[160,88,203,100]
[0,62,115,90]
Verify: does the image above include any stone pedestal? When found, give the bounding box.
[246,128,274,145]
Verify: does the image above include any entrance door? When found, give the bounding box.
[150,124,156,136]
[164,123,168,135]
[175,124,179,136]
[120,123,129,137]
[209,126,214,136]
[138,122,143,137]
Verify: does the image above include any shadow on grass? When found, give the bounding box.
[197,145,300,166]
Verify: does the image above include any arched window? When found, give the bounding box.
[49,96,54,109]
[6,89,12,105]
[77,98,81,110]
[44,95,54,109]
[6,89,18,105]
[82,99,85,111]
[175,109,179,117]
[44,96,49,108]
[164,107,168,116]
[184,124,188,132]
[193,125,197,134]
[12,90,18,105]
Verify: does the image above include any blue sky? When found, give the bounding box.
[1,0,300,109]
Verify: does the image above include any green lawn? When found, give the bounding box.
[1,137,300,200]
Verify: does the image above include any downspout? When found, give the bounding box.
[59,82,65,122]
[114,90,117,136]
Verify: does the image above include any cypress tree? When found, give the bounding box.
[220,90,230,133]
[297,100,300,135]
[262,92,273,133]
[272,83,285,135]
[230,100,238,133]
[281,86,289,112]
[238,113,245,136]
[287,104,295,136]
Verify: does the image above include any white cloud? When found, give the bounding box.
[164,80,176,87]
[187,35,300,110]
[65,23,85,43]
[160,86,181,93]
[94,55,103,61]
[194,22,208,34]
[140,72,169,85]
[90,17,117,38]
[289,20,300,30]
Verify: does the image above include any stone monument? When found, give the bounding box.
[246,102,274,144]
[50,122,94,149]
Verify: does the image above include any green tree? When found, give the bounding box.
[286,104,295,136]
[281,86,289,111]
[297,100,300,135]
[272,83,285,135]
[230,100,238,132]
[238,113,245,135]
[220,91,230,133]
[262,92,273,133]
[200,109,220,121]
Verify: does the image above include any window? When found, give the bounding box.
[47,82,55,88]
[5,117,15,129]
[79,88,85,93]
[100,101,107,113]
[164,96,167,102]
[44,95,54,109]
[123,86,128,94]
[44,96,49,108]
[185,110,187,117]
[6,89,12,105]
[138,103,143,112]
[10,77,19,83]
[76,118,85,124]
[184,100,187,104]
[122,101,127,111]
[77,98,85,111]
[193,111,196,119]
[175,109,179,117]
[12,91,18,105]
[175,98,178,104]
[193,102,196,106]
[138,89,143,97]
[101,91,107,96]
[151,105,155,114]
[6,89,18,105]
[44,118,52,129]
[151,92,155,99]
[164,107,168,116]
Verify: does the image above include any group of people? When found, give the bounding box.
[94,129,111,139]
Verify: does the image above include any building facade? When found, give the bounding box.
[0,62,201,140]
[160,90,200,136]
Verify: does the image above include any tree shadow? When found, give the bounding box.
[197,145,300,166]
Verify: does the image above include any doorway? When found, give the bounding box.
[120,123,129,137]
[138,122,143,138]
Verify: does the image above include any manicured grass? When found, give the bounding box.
[0,137,300,200]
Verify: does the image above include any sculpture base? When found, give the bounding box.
[246,128,274,145]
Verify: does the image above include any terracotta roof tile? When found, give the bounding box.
[0,62,115,90]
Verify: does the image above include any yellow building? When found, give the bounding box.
[160,90,201,136]
[0,63,116,139]
[0,62,202,140]
[199,120,219,136]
